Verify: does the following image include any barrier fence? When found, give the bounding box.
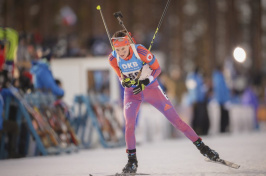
[0,88,125,159]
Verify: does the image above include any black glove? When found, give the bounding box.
[122,78,134,88]
[133,78,150,95]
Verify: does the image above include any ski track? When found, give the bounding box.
[0,131,266,176]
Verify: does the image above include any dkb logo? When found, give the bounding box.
[122,62,139,69]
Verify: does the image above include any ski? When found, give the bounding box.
[106,173,150,176]
[205,158,240,169]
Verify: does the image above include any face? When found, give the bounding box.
[115,45,130,60]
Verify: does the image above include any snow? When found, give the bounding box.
[0,131,266,176]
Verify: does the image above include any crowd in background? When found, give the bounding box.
[17,31,112,62]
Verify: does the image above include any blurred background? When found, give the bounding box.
[0,0,266,159]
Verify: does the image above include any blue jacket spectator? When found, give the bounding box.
[212,66,230,133]
[30,60,64,97]
[186,68,206,105]
[185,67,209,135]
[212,69,230,104]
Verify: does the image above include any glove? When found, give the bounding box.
[133,78,150,95]
[122,78,134,88]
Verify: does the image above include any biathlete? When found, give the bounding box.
[108,30,219,173]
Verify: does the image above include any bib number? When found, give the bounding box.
[128,72,139,80]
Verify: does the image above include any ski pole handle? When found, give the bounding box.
[113,11,123,25]
[113,11,135,44]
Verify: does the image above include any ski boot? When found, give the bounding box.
[193,138,219,161]
[122,149,138,173]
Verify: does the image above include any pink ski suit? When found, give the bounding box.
[109,44,199,150]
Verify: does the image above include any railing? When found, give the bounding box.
[71,95,125,148]
[0,88,125,159]
[0,88,79,159]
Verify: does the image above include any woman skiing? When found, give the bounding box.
[108,30,219,174]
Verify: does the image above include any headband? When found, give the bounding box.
[112,36,130,47]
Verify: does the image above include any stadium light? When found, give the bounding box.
[233,47,246,63]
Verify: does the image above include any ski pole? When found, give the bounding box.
[97,5,126,79]
[96,5,114,50]
[148,0,171,51]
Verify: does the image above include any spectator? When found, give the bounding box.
[186,66,210,135]
[241,84,259,129]
[0,89,20,158]
[30,48,64,97]
[212,65,230,133]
